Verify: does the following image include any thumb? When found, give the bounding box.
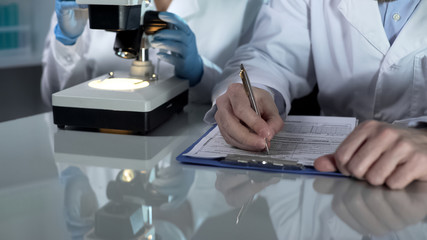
[314,154,337,172]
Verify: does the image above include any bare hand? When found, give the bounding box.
[214,83,284,151]
[315,120,427,189]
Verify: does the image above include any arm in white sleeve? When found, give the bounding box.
[190,0,269,104]
[393,117,427,128]
[205,0,315,123]
[40,13,91,106]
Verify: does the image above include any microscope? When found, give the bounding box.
[86,167,193,240]
[52,0,189,134]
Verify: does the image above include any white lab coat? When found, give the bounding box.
[41,0,266,105]
[211,0,427,123]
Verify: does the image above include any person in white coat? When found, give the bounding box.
[41,0,266,105]
[209,0,427,189]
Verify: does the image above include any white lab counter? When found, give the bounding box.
[1,103,427,240]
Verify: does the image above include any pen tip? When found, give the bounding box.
[265,142,270,155]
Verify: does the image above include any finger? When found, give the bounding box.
[151,39,186,56]
[334,120,380,176]
[347,125,403,180]
[385,155,427,190]
[258,93,283,138]
[346,133,397,180]
[363,141,411,186]
[157,52,182,67]
[216,111,266,151]
[265,115,283,139]
[228,85,273,139]
[158,12,192,34]
[153,29,188,45]
[314,154,337,172]
[215,93,266,151]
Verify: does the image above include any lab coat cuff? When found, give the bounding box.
[240,65,292,116]
[203,104,217,125]
[251,83,287,118]
[269,87,286,116]
[393,116,427,128]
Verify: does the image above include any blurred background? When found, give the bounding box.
[0,0,53,122]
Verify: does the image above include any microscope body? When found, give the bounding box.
[77,0,172,80]
[52,0,189,134]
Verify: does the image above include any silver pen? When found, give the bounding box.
[239,63,270,155]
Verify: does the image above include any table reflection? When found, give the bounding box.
[58,159,427,240]
[59,157,197,240]
[213,170,427,240]
[314,177,427,239]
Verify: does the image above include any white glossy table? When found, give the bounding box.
[1,104,427,240]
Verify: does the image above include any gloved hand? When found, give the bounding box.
[150,12,203,87]
[55,0,88,45]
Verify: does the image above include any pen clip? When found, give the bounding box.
[223,154,305,170]
[240,64,260,115]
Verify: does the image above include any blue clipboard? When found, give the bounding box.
[176,126,345,177]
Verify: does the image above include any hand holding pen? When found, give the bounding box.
[239,64,271,154]
[214,64,284,152]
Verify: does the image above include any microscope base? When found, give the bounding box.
[53,91,187,134]
[52,74,189,134]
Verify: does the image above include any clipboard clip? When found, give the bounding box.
[222,154,305,170]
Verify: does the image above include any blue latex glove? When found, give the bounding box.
[150,12,203,87]
[55,0,88,45]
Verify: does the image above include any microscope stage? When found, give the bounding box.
[52,74,189,133]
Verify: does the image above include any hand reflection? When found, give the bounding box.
[215,171,280,207]
[60,167,98,238]
[314,177,427,237]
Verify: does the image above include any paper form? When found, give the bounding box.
[183,116,358,166]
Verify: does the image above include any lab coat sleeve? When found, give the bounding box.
[207,0,316,119]
[393,117,427,128]
[40,14,91,106]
